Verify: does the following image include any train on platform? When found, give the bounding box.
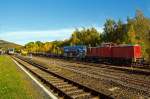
[32,43,144,65]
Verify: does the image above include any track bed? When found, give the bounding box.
[13,55,150,98]
[12,56,112,99]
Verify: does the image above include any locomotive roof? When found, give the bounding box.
[87,44,140,48]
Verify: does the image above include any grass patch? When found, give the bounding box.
[0,55,44,99]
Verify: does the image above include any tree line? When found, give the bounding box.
[22,10,150,61]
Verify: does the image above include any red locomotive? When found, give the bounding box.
[86,43,143,65]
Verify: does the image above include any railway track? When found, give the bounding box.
[49,60,150,96]
[30,56,150,98]
[51,57,150,75]
[12,55,113,99]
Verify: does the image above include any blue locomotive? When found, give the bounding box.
[63,45,87,59]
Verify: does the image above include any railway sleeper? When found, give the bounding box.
[47,77,60,80]
[50,80,65,83]
[71,92,92,99]
[34,70,49,76]
[56,85,93,98]
[57,84,73,88]
[52,82,68,86]
[39,74,58,79]
[35,73,52,79]
[67,90,85,96]
[61,86,78,92]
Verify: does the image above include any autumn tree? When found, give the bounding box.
[102,19,116,42]
[69,27,101,46]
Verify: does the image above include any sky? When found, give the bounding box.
[0,0,149,45]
